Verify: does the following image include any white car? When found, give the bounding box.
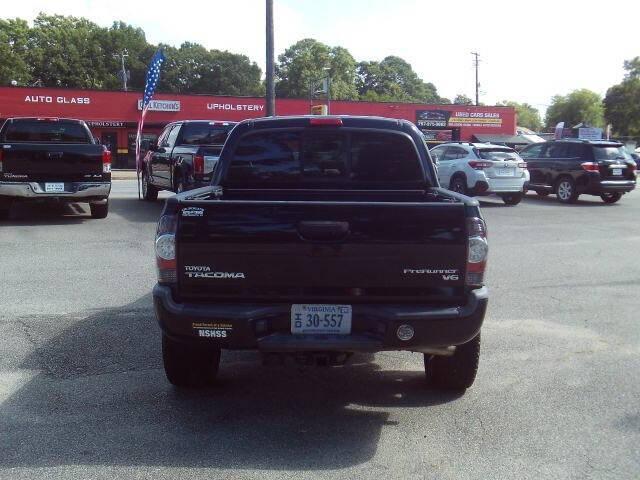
[430,142,529,205]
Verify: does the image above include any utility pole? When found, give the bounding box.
[265,0,276,116]
[471,52,480,106]
[114,50,129,91]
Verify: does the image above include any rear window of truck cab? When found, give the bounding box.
[224,129,424,187]
[2,120,91,143]
[180,122,235,145]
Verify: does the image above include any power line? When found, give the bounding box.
[114,50,129,91]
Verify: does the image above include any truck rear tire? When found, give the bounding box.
[162,334,221,388]
[174,174,185,194]
[425,333,480,391]
[142,172,158,201]
[90,200,109,219]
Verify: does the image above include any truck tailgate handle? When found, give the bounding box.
[297,221,350,241]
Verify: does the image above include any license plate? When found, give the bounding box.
[497,168,514,176]
[45,183,65,193]
[291,304,352,335]
[612,168,622,176]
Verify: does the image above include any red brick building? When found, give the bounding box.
[0,86,516,168]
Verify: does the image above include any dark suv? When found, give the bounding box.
[519,140,637,204]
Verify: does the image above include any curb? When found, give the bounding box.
[112,170,138,180]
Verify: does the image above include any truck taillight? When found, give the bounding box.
[102,148,112,173]
[156,214,177,284]
[581,162,599,172]
[468,160,493,170]
[194,155,204,175]
[466,217,488,286]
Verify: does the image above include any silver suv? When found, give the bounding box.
[430,142,529,205]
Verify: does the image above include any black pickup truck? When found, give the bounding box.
[153,116,489,391]
[141,120,237,200]
[0,117,111,219]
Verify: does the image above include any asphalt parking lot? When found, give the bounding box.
[1,180,638,480]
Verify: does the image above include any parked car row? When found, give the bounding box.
[430,139,637,205]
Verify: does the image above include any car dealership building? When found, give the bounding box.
[0,86,517,168]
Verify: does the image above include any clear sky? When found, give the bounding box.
[3,0,639,115]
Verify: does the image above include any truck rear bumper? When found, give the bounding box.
[153,285,488,352]
[0,181,111,200]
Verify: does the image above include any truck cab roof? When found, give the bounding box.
[237,115,414,132]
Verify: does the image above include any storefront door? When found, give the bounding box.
[101,132,118,155]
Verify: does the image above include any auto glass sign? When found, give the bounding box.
[137,99,181,112]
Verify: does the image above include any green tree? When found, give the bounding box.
[275,38,358,100]
[28,14,109,88]
[0,18,31,85]
[356,56,443,103]
[160,42,262,95]
[497,100,542,131]
[545,89,605,128]
[326,46,358,100]
[623,56,640,78]
[604,59,640,137]
[453,94,473,105]
[98,21,150,91]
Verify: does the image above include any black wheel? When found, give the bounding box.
[425,333,480,391]
[555,177,578,204]
[141,171,158,201]
[450,176,468,195]
[600,192,622,204]
[536,190,550,197]
[162,334,221,388]
[89,200,109,219]
[500,192,523,206]
[174,174,185,194]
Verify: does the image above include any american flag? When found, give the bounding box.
[136,49,165,172]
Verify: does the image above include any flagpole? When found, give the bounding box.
[135,106,148,200]
[136,48,165,200]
